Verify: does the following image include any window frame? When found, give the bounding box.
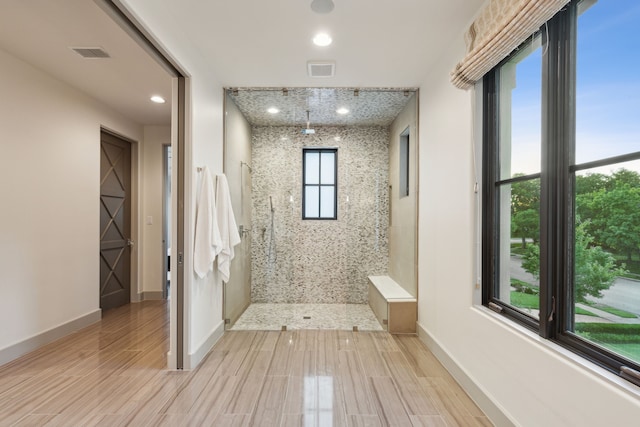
[399,126,410,198]
[482,0,640,384]
[302,148,338,220]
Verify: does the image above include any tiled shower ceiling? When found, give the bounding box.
[228,87,416,127]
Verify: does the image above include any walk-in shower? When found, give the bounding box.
[223,87,419,331]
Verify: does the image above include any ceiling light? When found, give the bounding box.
[150,95,166,104]
[336,107,349,115]
[267,107,279,114]
[311,0,334,14]
[313,33,332,47]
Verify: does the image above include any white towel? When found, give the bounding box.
[216,174,241,282]
[193,167,222,278]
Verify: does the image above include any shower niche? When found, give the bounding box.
[223,88,418,331]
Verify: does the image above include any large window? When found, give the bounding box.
[483,0,640,385]
[303,148,337,219]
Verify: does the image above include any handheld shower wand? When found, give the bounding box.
[302,110,315,135]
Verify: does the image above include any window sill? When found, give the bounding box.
[472,304,640,398]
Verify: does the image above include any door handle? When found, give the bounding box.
[127,238,134,247]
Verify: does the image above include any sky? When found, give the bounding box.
[508,0,640,176]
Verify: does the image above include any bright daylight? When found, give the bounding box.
[505,0,640,364]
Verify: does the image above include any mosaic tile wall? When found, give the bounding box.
[251,126,389,304]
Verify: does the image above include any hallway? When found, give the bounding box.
[0,301,489,426]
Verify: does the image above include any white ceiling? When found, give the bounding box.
[162,0,483,88]
[0,0,484,127]
[0,0,172,126]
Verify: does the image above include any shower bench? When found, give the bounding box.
[368,275,417,334]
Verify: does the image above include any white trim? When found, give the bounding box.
[416,321,516,427]
[185,320,225,370]
[0,309,102,366]
[141,291,164,301]
[472,305,640,399]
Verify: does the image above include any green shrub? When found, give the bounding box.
[575,323,640,344]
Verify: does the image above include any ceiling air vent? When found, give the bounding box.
[70,47,110,59]
[307,61,335,78]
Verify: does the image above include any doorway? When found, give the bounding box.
[98,0,187,369]
[99,130,132,310]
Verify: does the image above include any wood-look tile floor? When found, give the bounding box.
[0,301,492,426]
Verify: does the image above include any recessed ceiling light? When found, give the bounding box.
[267,107,279,114]
[336,107,349,115]
[150,95,166,104]
[313,33,332,47]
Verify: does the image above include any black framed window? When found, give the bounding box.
[303,148,337,219]
[483,0,640,385]
[399,127,410,198]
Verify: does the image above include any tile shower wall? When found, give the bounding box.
[251,126,389,304]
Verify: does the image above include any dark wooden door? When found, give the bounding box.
[100,131,132,310]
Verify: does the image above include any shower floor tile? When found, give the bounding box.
[230,303,384,331]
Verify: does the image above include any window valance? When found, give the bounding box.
[451,0,571,90]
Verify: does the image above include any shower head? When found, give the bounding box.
[302,110,315,135]
[311,0,334,14]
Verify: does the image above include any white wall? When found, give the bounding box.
[0,48,143,357]
[187,77,225,368]
[120,0,226,369]
[417,35,640,426]
[141,125,171,296]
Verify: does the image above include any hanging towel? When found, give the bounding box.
[193,167,222,278]
[216,173,241,282]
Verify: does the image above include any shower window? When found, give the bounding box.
[303,148,337,219]
[399,126,410,198]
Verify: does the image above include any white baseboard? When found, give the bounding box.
[141,291,164,301]
[416,321,515,427]
[0,309,102,366]
[186,320,225,370]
